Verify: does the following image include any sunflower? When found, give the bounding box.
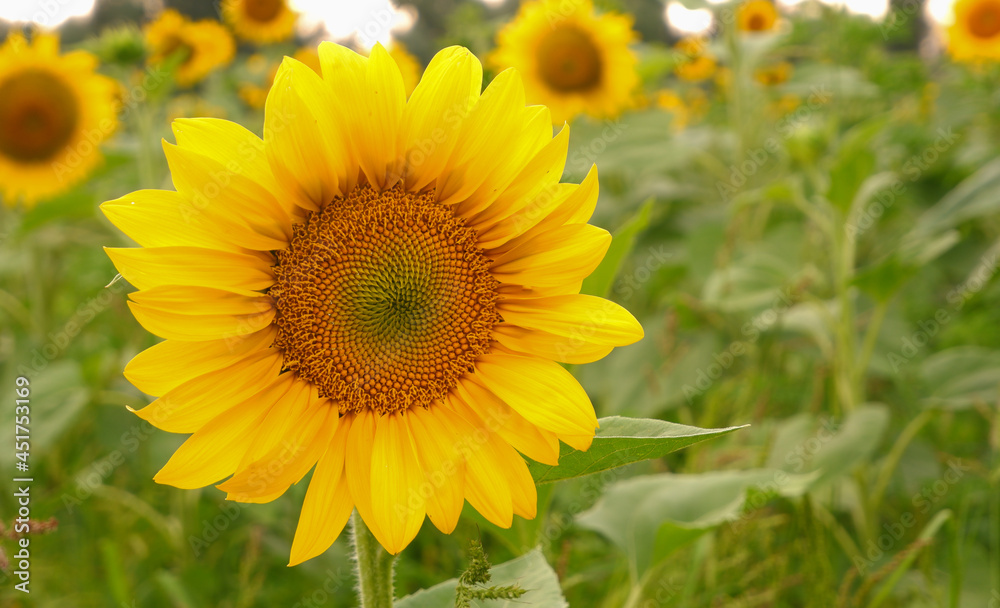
[387,43,422,97]
[222,0,298,45]
[0,32,118,207]
[754,61,792,86]
[490,0,638,123]
[102,42,643,564]
[736,0,779,33]
[145,10,235,87]
[947,0,1000,62]
[674,38,716,82]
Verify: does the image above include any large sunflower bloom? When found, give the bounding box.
[222,0,298,45]
[102,42,643,564]
[490,0,638,124]
[947,0,1000,62]
[145,10,235,87]
[0,32,118,207]
[736,0,779,33]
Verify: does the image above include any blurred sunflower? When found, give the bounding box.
[674,38,716,82]
[947,0,1000,62]
[754,61,792,85]
[655,90,690,130]
[145,10,235,87]
[0,32,118,207]
[222,0,298,44]
[736,0,779,33]
[103,42,643,563]
[490,0,638,123]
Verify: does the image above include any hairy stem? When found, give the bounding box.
[351,511,396,608]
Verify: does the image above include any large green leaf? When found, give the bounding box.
[396,549,566,608]
[527,416,747,484]
[576,469,811,580]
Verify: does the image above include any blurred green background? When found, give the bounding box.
[1,0,999,606]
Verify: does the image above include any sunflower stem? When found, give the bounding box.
[351,511,396,608]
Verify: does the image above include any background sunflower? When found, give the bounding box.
[0,32,118,206]
[490,0,639,124]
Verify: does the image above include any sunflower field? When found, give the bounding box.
[1,0,999,606]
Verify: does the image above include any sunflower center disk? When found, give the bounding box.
[536,26,603,92]
[748,14,767,30]
[244,0,283,22]
[969,3,1000,39]
[272,185,501,415]
[0,69,79,163]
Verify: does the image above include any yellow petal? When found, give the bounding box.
[220,398,339,502]
[451,105,552,219]
[498,295,644,346]
[152,376,282,489]
[235,378,316,469]
[171,118,305,222]
[129,348,283,432]
[441,395,514,528]
[288,418,353,566]
[127,286,274,341]
[474,352,598,438]
[399,46,482,191]
[124,325,276,396]
[479,164,599,252]
[317,42,368,195]
[436,69,526,205]
[466,124,570,233]
[358,43,406,189]
[490,224,611,288]
[265,57,347,211]
[370,412,426,554]
[455,377,560,466]
[162,141,291,250]
[492,324,614,364]
[406,405,466,534]
[101,189,249,253]
[346,409,391,549]
[105,246,274,292]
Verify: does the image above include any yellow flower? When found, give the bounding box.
[947,0,1000,62]
[102,43,643,563]
[145,10,235,87]
[655,89,690,130]
[490,0,639,123]
[222,0,298,45]
[754,61,792,85]
[736,0,779,33]
[674,38,716,82]
[0,32,119,207]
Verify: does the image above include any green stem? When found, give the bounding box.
[351,511,396,608]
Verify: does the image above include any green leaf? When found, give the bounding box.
[919,346,1000,410]
[576,469,810,579]
[907,157,1000,241]
[826,118,885,213]
[396,549,567,608]
[527,416,747,484]
[581,199,653,298]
